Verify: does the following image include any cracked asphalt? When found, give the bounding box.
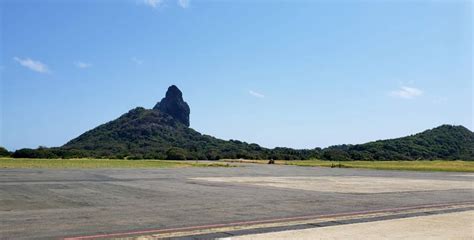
[0,163,472,239]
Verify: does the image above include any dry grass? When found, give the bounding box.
[0,158,234,169]
[223,159,474,172]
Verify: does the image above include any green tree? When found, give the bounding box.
[0,147,10,157]
[166,147,187,160]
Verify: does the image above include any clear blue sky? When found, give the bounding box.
[1,0,472,151]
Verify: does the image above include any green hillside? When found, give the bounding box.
[324,125,474,160]
[9,86,473,161]
[60,107,275,160]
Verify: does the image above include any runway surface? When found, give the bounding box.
[229,210,474,240]
[0,163,472,239]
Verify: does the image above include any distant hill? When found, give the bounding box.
[61,106,269,160]
[324,125,474,160]
[0,147,10,157]
[56,85,313,160]
[10,85,474,160]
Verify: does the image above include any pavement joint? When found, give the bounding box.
[73,202,474,240]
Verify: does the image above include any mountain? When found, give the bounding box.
[10,85,474,160]
[61,106,264,160]
[58,85,311,160]
[324,125,474,160]
[153,85,190,127]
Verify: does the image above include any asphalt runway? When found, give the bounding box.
[0,163,473,239]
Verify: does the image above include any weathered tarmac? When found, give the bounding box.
[0,163,473,239]
[229,210,474,240]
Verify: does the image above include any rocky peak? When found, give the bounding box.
[153,85,190,127]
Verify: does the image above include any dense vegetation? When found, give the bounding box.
[326,125,474,161]
[7,110,473,161]
[5,85,473,161]
[0,147,10,157]
[9,108,315,160]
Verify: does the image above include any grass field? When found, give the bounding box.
[224,159,474,172]
[2,158,473,172]
[0,158,233,169]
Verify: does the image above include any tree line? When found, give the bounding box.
[3,109,473,161]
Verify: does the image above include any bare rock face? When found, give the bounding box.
[153,85,190,127]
